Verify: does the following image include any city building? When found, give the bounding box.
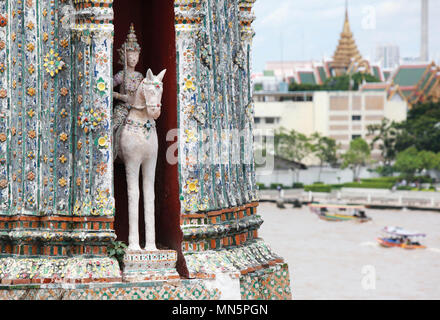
[421,0,429,62]
[254,90,408,163]
[375,44,400,70]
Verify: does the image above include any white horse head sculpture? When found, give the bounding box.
[132,68,166,119]
[119,68,166,251]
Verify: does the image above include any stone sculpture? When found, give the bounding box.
[113,24,166,251]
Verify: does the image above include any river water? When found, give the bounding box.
[257,202,440,300]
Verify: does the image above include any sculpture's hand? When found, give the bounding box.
[148,106,161,120]
[113,92,131,103]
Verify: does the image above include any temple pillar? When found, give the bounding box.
[175,0,292,300]
[0,0,121,285]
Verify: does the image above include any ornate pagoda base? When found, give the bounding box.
[122,249,179,282]
[0,256,122,285]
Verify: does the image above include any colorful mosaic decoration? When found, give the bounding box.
[175,0,258,215]
[240,263,292,300]
[0,279,220,300]
[0,0,116,263]
[174,0,291,300]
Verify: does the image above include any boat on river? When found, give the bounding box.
[377,226,426,249]
[308,203,372,222]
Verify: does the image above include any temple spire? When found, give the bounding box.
[344,0,349,32]
[331,1,363,76]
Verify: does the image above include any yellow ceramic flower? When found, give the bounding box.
[97,82,106,92]
[184,77,196,91]
[60,39,69,49]
[59,155,67,164]
[27,43,35,52]
[27,65,35,74]
[185,129,197,143]
[27,87,36,97]
[187,179,199,193]
[59,132,68,142]
[98,136,107,147]
[59,177,67,187]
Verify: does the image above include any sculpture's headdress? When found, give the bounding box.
[117,23,141,66]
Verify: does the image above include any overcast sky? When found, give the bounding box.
[252,0,440,72]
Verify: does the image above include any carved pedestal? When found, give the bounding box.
[122,249,179,282]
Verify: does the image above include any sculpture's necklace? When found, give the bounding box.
[125,119,156,140]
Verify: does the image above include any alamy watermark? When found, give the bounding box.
[361,265,376,290]
[361,5,376,30]
[164,127,276,174]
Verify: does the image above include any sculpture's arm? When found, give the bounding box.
[113,72,130,102]
[113,72,123,88]
[113,92,130,102]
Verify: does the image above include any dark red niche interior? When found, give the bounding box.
[113,0,188,278]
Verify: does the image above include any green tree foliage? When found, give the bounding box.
[274,128,313,182]
[366,118,399,167]
[393,147,423,179]
[394,100,440,153]
[253,83,263,92]
[310,132,338,181]
[341,138,371,181]
[393,147,440,179]
[288,72,381,92]
[274,128,312,163]
[288,82,325,91]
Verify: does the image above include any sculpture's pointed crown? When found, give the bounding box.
[122,23,141,52]
[117,23,141,65]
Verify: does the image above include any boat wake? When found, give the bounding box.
[360,241,379,247]
[427,248,440,253]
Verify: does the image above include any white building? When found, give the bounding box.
[254,89,408,164]
[375,44,400,70]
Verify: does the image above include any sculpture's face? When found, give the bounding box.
[143,79,163,107]
[126,50,140,68]
[142,69,166,107]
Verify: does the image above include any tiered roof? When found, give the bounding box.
[331,8,363,76]
[386,62,440,107]
[297,71,317,85]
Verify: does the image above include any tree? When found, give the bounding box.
[288,72,381,92]
[366,118,399,168]
[323,72,380,91]
[394,100,440,153]
[274,128,313,182]
[393,147,423,180]
[253,83,263,92]
[311,133,338,182]
[418,150,439,172]
[341,138,371,182]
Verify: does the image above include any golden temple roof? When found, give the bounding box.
[331,5,363,74]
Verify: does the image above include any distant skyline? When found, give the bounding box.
[252,0,440,73]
